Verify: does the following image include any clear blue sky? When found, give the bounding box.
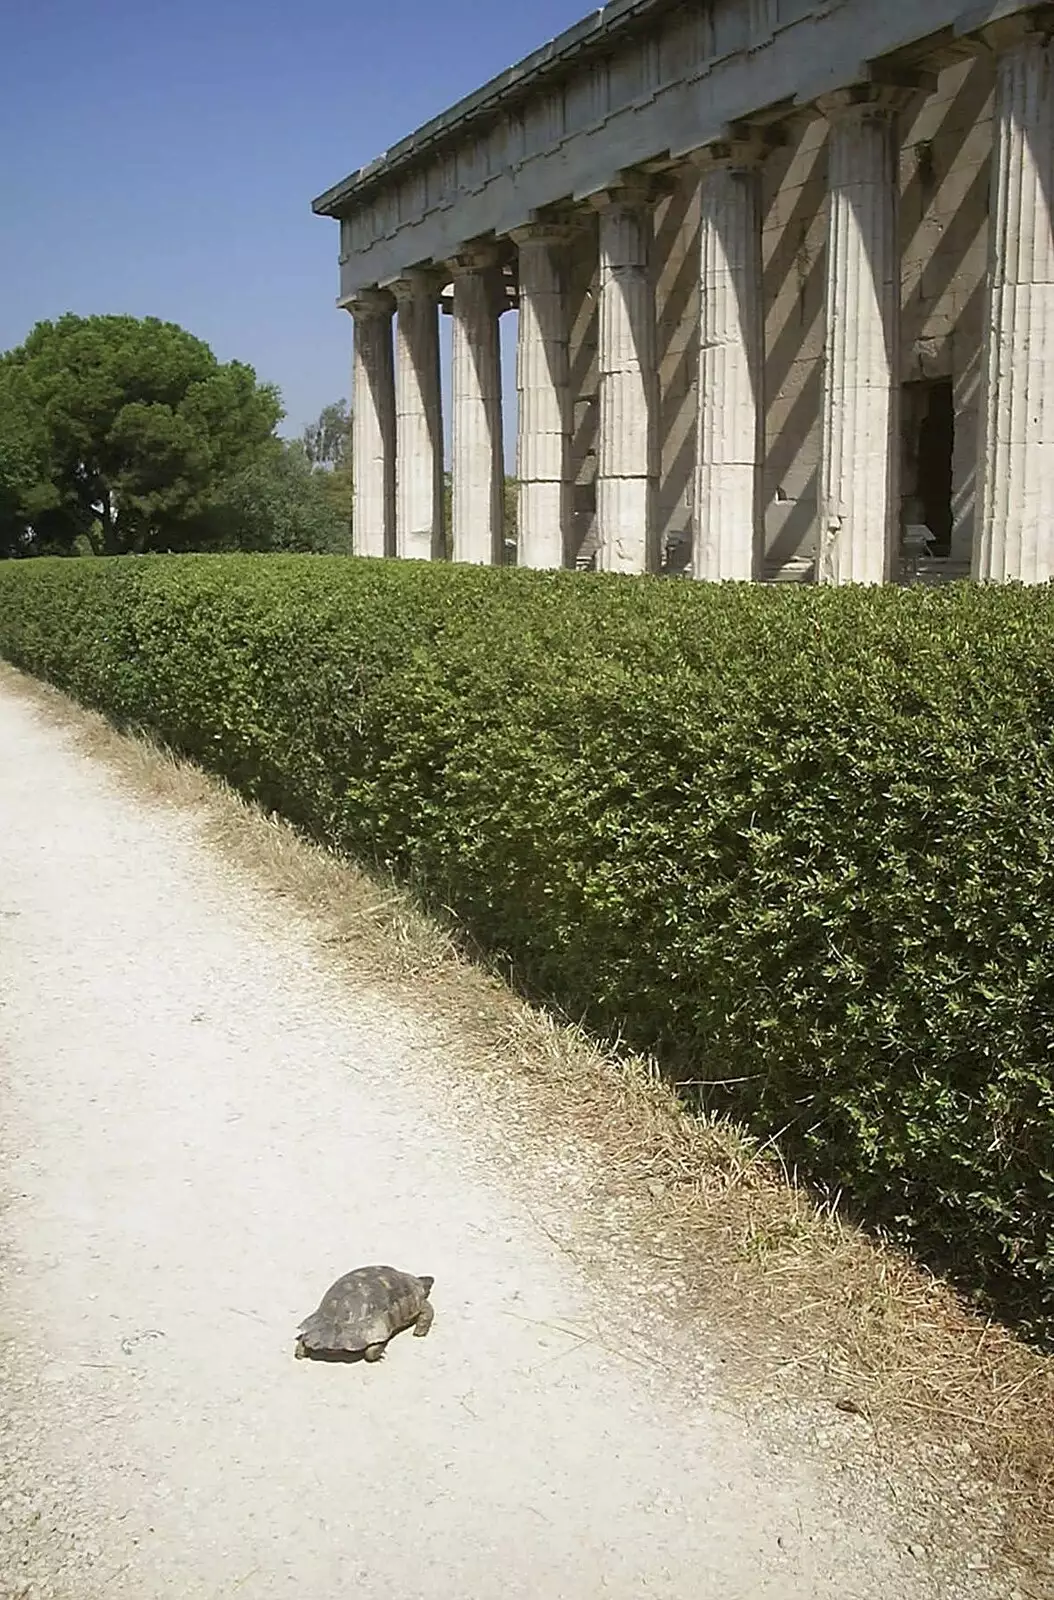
[0,0,589,444]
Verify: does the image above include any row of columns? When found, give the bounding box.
[347,17,1054,583]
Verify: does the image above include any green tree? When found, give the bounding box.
[0,418,41,557]
[0,314,281,555]
[187,439,351,554]
[302,399,353,533]
[0,382,68,556]
[503,475,518,548]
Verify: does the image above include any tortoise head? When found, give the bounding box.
[418,1275,434,1297]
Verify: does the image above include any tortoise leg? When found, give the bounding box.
[413,1302,435,1338]
[294,1339,307,1360]
[363,1342,387,1362]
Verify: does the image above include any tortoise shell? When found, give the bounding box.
[295,1264,434,1361]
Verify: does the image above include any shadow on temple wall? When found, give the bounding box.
[754,62,996,581]
[762,120,826,572]
[899,64,992,568]
[895,68,991,350]
[900,62,992,364]
[567,226,599,566]
[949,277,984,548]
[616,220,668,573]
[535,58,1002,580]
[409,298,446,561]
[655,178,701,567]
[765,470,819,575]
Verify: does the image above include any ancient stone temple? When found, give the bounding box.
[313,0,1054,584]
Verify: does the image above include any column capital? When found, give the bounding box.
[343,287,395,321]
[587,173,660,214]
[509,217,578,249]
[956,5,1054,53]
[817,74,933,124]
[446,241,502,276]
[387,267,445,304]
[686,122,784,172]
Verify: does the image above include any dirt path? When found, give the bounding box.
[0,683,1008,1599]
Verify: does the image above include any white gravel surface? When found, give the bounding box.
[0,684,994,1598]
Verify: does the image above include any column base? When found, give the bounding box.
[595,478,654,573]
[518,481,567,569]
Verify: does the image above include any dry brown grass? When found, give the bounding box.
[4,659,1053,1587]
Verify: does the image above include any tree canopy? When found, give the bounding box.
[301,398,353,530]
[0,314,353,557]
[189,438,351,555]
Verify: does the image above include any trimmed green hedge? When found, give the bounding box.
[2,555,1053,1338]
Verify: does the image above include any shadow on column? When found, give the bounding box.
[762,122,827,578]
[655,177,700,575]
[567,222,599,567]
[407,294,446,561]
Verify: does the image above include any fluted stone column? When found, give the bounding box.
[449,246,505,565]
[974,17,1054,583]
[392,271,444,561]
[347,289,396,558]
[692,137,766,581]
[817,87,910,585]
[591,182,659,574]
[512,222,573,569]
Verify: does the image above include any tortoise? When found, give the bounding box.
[295,1265,434,1362]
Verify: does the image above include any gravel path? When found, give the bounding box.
[0,684,969,1599]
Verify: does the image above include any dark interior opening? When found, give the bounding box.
[904,377,955,558]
